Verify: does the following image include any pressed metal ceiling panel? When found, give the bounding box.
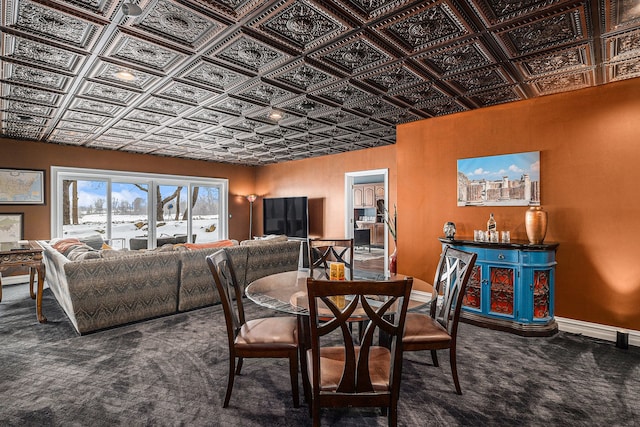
[1,0,640,165]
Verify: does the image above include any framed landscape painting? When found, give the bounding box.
[0,168,45,204]
[0,213,24,242]
[457,151,540,207]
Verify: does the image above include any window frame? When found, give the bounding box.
[50,166,229,246]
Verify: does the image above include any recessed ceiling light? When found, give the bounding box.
[115,69,136,81]
[269,110,283,121]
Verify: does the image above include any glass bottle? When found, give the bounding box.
[487,213,497,233]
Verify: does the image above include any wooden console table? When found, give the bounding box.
[440,238,558,337]
[0,241,47,323]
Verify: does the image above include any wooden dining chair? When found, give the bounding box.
[206,249,300,408]
[308,238,354,280]
[305,276,413,426]
[402,246,477,395]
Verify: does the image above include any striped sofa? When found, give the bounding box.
[40,240,302,335]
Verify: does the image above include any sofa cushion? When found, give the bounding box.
[78,234,105,250]
[51,238,82,255]
[240,234,288,246]
[181,240,236,250]
[66,244,101,261]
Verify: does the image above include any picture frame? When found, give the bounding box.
[0,168,45,204]
[0,213,24,242]
[457,151,540,207]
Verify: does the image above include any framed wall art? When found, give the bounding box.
[0,168,45,204]
[457,151,540,207]
[0,213,24,242]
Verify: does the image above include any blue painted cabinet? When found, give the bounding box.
[439,239,559,336]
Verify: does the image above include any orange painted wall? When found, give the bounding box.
[397,78,640,330]
[0,139,256,242]
[255,145,397,239]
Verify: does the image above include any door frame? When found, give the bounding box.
[344,169,389,277]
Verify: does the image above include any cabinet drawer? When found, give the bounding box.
[484,248,518,263]
[522,251,556,264]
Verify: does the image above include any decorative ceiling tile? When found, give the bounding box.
[420,98,468,116]
[7,85,60,106]
[465,85,524,107]
[112,119,159,133]
[133,0,224,48]
[171,119,213,132]
[100,128,145,142]
[604,0,640,32]
[390,83,446,107]
[311,82,370,105]
[58,0,119,17]
[267,60,338,91]
[527,70,594,95]
[49,129,90,144]
[315,108,362,125]
[332,0,415,22]
[1,121,43,139]
[179,60,250,91]
[416,39,495,76]
[607,56,640,81]
[69,98,124,116]
[124,109,175,125]
[105,33,187,73]
[12,1,102,49]
[78,81,140,105]
[496,7,589,57]
[234,80,298,106]
[139,96,193,115]
[277,96,331,116]
[4,63,70,91]
[606,28,640,62]
[210,33,291,73]
[4,112,48,125]
[446,67,511,92]
[515,44,592,78]
[63,110,110,125]
[374,107,423,125]
[87,138,128,149]
[358,64,426,92]
[470,0,563,26]
[5,100,54,117]
[156,81,217,104]
[311,32,394,74]
[208,95,258,115]
[89,61,160,90]
[251,0,347,50]
[56,120,101,133]
[185,108,236,124]
[375,1,472,54]
[1,35,84,74]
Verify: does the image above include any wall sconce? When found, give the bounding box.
[246,194,258,239]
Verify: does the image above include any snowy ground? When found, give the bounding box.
[62,214,220,249]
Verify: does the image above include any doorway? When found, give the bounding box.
[344,169,388,279]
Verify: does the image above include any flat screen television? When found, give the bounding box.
[263,196,309,238]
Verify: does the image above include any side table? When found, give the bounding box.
[0,240,47,323]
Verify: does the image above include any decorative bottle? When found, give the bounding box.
[487,213,497,233]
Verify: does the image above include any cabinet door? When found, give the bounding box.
[374,185,384,199]
[353,185,365,208]
[486,264,516,320]
[520,266,554,323]
[462,264,483,312]
[374,223,385,245]
[363,185,375,208]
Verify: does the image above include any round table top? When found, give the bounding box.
[245,269,432,316]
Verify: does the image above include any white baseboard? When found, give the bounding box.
[0,274,30,286]
[556,316,639,348]
[410,290,637,348]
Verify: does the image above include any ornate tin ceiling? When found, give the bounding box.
[1,0,639,165]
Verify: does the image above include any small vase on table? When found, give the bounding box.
[389,243,397,275]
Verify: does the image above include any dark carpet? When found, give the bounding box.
[1,285,639,426]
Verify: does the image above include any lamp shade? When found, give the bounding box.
[246,194,257,203]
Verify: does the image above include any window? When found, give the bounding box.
[51,167,228,249]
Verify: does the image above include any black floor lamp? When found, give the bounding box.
[246,194,257,240]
